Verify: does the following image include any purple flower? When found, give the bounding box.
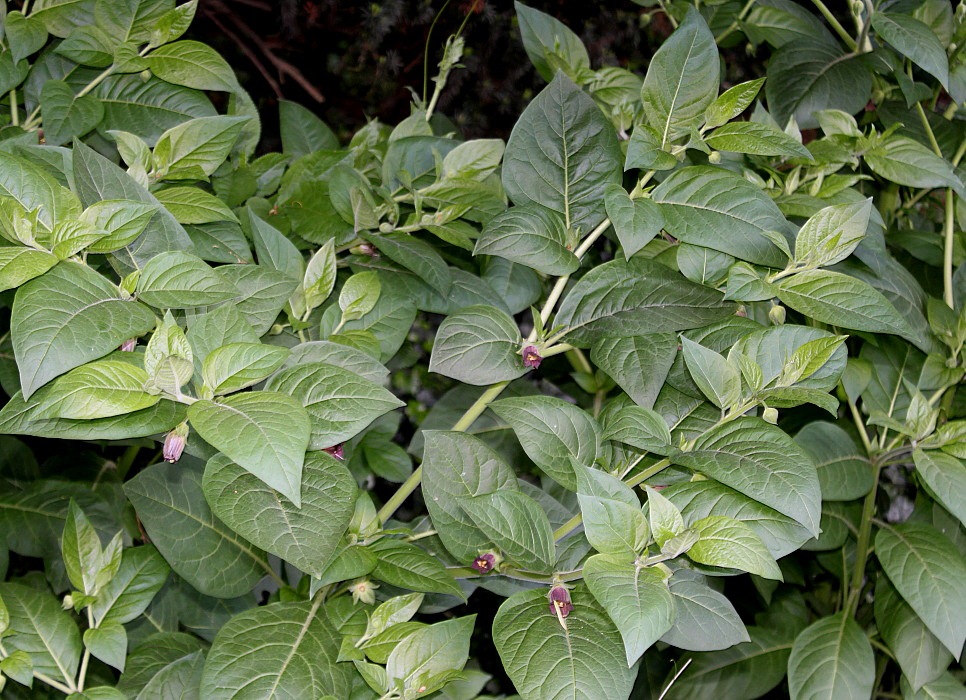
[522,345,542,369]
[471,553,496,573]
[163,426,187,463]
[548,585,573,617]
[119,338,137,352]
[323,444,345,460]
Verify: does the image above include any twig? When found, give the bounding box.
[207,9,283,99]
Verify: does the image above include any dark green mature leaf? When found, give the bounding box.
[117,633,204,696]
[188,392,310,506]
[493,587,637,700]
[555,257,733,346]
[731,324,847,392]
[875,522,966,658]
[602,405,673,454]
[664,627,793,699]
[641,6,719,147]
[201,342,288,395]
[134,649,204,700]
[216,263,298,336]
[90,545,169,626]
[462,490,555,571]
[422,431,519,563]
[40,79,104,146]
[265,361,403,450]
[144,40,239,92]
[776,269,916,341]
[652,166,789,267]
[200,599,351,699]
[795,422,872,501]
[490,395,600,490]
[872,12,949,88]
[429,305,527,386]
[766,39,872,130]
[203,451,356,577]
[603,185,665,259]
[503,71,622,232]
[584,555,674,666]
[279,100,339,156]
[84,621,128,672]
[787,612,875,700]
[364,232,452,295]
[286,341,388,383]
[12,262,157,398]
[591,333,677,409]
[137,251,238,309]
[96,74,216,145]
[672,417,822,536]
[369,538,464,598]
[474,204,578,275]
[0,583,81,686]
[514,1,590,82]
[913,450,966,527]
[124,461,269,598]
[865,135,962,192]
[875,577,951,692]
[660,570,749,651]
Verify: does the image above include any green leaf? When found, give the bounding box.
[429,305,526,386]
[95,74,216,145]
[0,246,59,292]
[54,24,113,67]
[704,121,811,158]
[663,626,792,699]
[681,336,742,409]
[84,621,127,672]
[793,199,872,268]
[514,1,590,82]
[872,12,949,88]
[385,616,475,697]
[776,269,916,341]
[865,135,962,192]
[644,486,685,547]
[187,392,310,507]
[875,522,966,657]
[688,515,782,580]
[363,233,450,296]
[672,417,822,536]
[153,115,246,177]
[664,480,813,559]
[216,263,298,336]
[123,461,268,598]
[278,100,338,156]
[339,270,380,321]
[81,199,159,254]
[137,251,238,309]
[0,583,81,686]
[265,361,403,450]
[155,186,239,225]
[503,71,622,232]
[787,612,875,700]
[590,333,677,409]
[584,554,674,666]
[200,600,351,699]
[421,431,520,563]
[704,78,765,129]
[555,257,733,346]
[363,593,424,640]
[38,360,158,420]
[0,152,80,231]
[900,672,966,700]
[6,11,47,62]
[62,499,104,595]
[0,649,33,687]
[625,125,677,171]
[115,632,203,696]
[133,650,204,700]
[732,324,847,393]
[795,422,873,501]
[641,6,719,147]
[875,577,952,692]
[204,450,355,577]
[474,204,578,276]
[766,40,872,130]
[493,587,637,700]
[287,340,388,384]
[601,405,673,454]
[576,466,648,556]
[461,490,555,571]
[490,395,600,490]
[603,185,665,259]
[144,40,239,92]
[652,166,789,267]
[369,538,464,598]
[90,545,169,626]
[12,262,157,398]
[40,79,104,146]
[913,450,966,528]
[201,342,289,395]
[661,570,749,651]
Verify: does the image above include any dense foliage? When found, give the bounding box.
[0,0,964,698]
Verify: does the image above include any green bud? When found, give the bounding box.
[708,151,721,164]
[763,406,779,424]
[139,69,151,81]
[769,304,786,325]
[378,222,393,233]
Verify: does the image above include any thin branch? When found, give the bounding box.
[208,9,283,99]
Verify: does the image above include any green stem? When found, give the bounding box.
[625,457,672,488]
[846,458,882,615]
[914,100,943,158]
[0,641,75,695]
[553,512,583,541]
[115,445,140,481]
[566,347,593,375]
[77,609,94,692]
[810,0,858,50]
[714,0,756,43]
[944,188,955,308]
[9,88,17,127]
[845,388,875,455]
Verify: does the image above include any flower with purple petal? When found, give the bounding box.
[119,338,137,352]
[323,443,345,460]
[548,585,573,617]
[471,552,498,573]
[163,423,188,463]
[522,345,542,369]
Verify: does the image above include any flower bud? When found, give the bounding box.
[763,406,779,424]
[548,585,573,618]
[522,345,543,369]
[163,422,189,463]
[708,151,721,164]
[140,69,151,81]
[349,242,378,257]
[379,222,394,233]
[323,443,345,460]
[768,304,786,325]
[62,593,73,610]
[349,578,378,605]
[119,338,137,352]
[471,551,501,573]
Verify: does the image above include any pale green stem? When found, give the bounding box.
[714,0,756,43]
[810,0,858,50]
[9,88,17,127]
[0,641,74,695]
[944,189,955,308]
[847,458,881,616]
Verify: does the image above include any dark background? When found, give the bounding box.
[190,0,681,148]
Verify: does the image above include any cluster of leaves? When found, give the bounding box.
[0,0,964,698]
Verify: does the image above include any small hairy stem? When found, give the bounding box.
[714,0,756,43]
[9,88,18,126]
[846,458,882,615]
[811,0,858,50]
[944,189,955,308]
[625,457,672,488]
[0,641,75,695]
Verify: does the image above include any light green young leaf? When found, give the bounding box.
[704,122,811,158]
[144,40,240,92]
[461,491,555,571]
[339,271,381,322]
[514,1,590,82]
[688,515,782,580]
[681,336,742,409]
[150,0,198,47]
[704,78,765,130]
[0,583,81,686]
[644,486,685,547]
[577,466,648,557]
[84,622,127,672]
[37,360,158,420]
[62,500,103,596]
[81,200,159,254]
[201,342,289,395]
[364,592,424,640]
[865,135,962,192]
[137,251,238,309]
[912,449,966,527]
[144,315,194,394]
[778,335,849,387]
[787,612,874,700]
[428,304,527,386]
[153,116,247,177]
[90,545,170,626]
[793,199,872,268]
[0,247,59,292]
[385,616,475,697]
[303,240,336,311]
[155,187,239,225]
[474,204,578,276]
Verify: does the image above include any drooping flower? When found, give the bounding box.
[163,423,189,463]
[548,585,573,617]
[349,578,378,605]
[119,338,137,352]
[522,345,542,369]
[323,443,345,460]
[471,552,500,573]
